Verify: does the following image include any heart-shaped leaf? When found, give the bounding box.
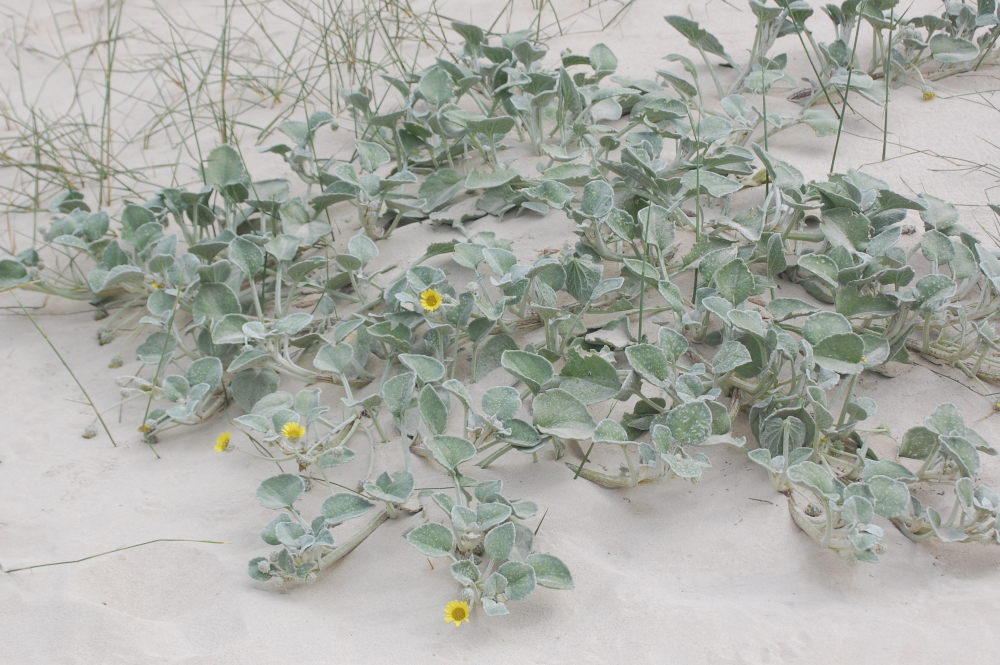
[526,553,574,590]
[257,474,305,509]
[426,435,476,470]
[484,522,516,562]
[322,493,375,524]
[406,523,454,557]
[532,389,595,439]
[502,350,554,394]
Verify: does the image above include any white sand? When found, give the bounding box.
[2,1,1000,663]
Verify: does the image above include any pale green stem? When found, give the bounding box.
[317,509,390,571]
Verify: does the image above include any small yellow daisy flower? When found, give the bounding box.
[215,430,231,452]
[420,288,442,312]
[444,600,470,627]
[922,90,936,102]
[150,281,163,289]
[281,421,306,439]
[861,355,867,363]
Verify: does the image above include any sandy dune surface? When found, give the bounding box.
[2,1,1000,663]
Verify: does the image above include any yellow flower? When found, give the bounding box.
[861,355,867,363]
[444,600,470,627]
[150,281,163,289]
[282,421,306,439]
[215,430,231,452]
[922,90,936,102]
[420,288,442,312]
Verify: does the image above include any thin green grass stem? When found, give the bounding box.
[12,293,117,448]
[829,4,866,175]
[881,8,894,161]
[2,538,226,573]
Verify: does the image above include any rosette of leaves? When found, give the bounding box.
[233,388,359,471]
[138,356,226,433]
[311,140,418,238]
[250,470,407,585]
[259,111,338,183]
[898,403,997,484]
[783,459,887,562]
[406,478,571,616]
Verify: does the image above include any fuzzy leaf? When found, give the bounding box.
[813,333,865,374]
[681,169,741,198]
[713,259,758,305]
[451,559,480,586]
[322,493,375,524]
[364,471,415,504]
[204,145,248,189]
[406,523,454,557]
[712,341,752,375]
[786,461,842,500]
[664,401,712,445]
[664,15,729,60]
[802,311,853,345]
[419,385,449,435]
[474,334,517,382]
[558,349,622,404]
[465,168,519,189]
[593,418,630,443]
[231,368,280,412]
[502,350,554,394]
[900,426,939,460]
[381,372,416,416]
[625,343,671,386]
[192,283,241,325]
[527,553,574,589]
[484,522,516,562]
[482,386,521,422]
[497,561,536,601]
[257,474,305,509]
[419,66,453,105]
[867,476,910,518]
[186,357,222,391]
[426,435,476,470]
[581,179,614,218]
[929,34,979,63]
[565,257,602,303]
[356,140,390,172]
[399,353,446,383]
[532,389,596,439]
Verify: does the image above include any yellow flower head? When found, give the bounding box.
[215,430,231,452]
[444,600,470,627]
[151,281,163,290]
[281,421,306,440]
[861,355,867,363]
[420,288,442,312]
[922,90,936,102]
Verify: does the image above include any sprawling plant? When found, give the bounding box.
[4,0,1000,622]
